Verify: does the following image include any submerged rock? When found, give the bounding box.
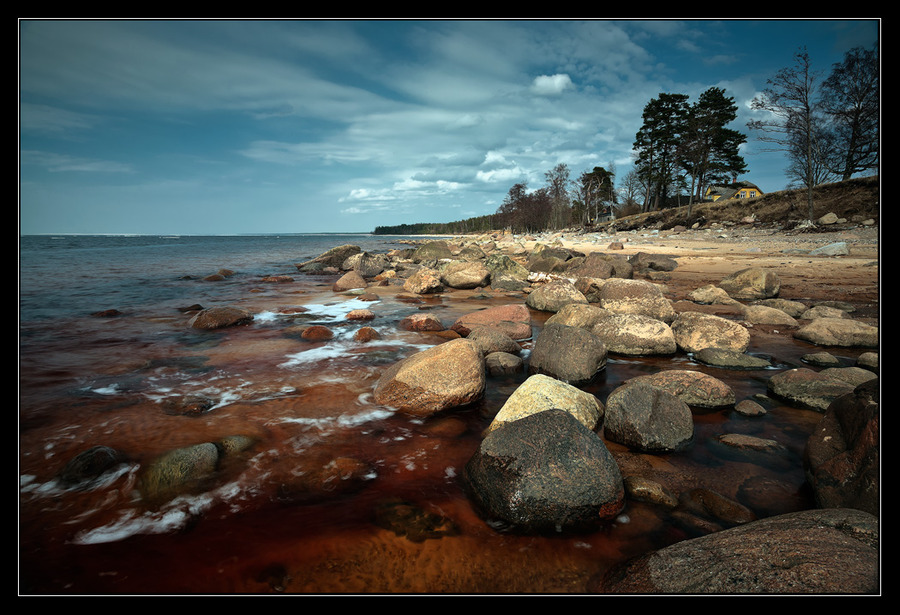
[189,306,253,330]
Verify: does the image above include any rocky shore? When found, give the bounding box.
[297,221,879,593]
[358,222,878,594]
[57,219,880,594]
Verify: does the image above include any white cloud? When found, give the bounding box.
[530,74,574,96]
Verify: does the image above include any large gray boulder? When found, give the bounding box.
[603,382,694,453]
[529,323,607,385]
[464,409,625,533]
[545,303,613,330]
[403,268,444,294]
[484,253,530,281]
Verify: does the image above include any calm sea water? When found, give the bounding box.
[19,233,828,595]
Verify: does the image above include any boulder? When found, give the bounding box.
[528,256,568,274]
[372,338,485,417]
[718,267,780,299]
[754,298,808,318]
[464,409,625,533]
[569,252,633,279]
[440,260,491,289]
[139,442,220,503]
[545,303,613,330]
[589,508,879,594]
[741,304,799,327]
[412,240,454,262]
[484,352,524,377]
[457,243,487,261]
[296,244,361,272]
[688,284,741,305]
[573,277,606,302]
[596,278,675,323]
[483,253,530,281]
[628,251,677,272]
[809,241,849,256]
[333,270,368,292]
[342,251,387,277]
[487,373,603,433]
[793,317,878,347]
[591,313,676,356]
[801,305,849,320]
[403,268,444,295]
[189,306,253,330]
[693,347,772,369]
[529,323,608,385]
[451,304,532,341]
[466,326,521,356]
[567,253,615,279]
[603,382,693,452]
[56,445,128,487]
[767,368,857,412]
[671,311,750,354]
[627,369,735,409]
[399,313,446,332]
[525,279,588,313]
[805,379,879,516]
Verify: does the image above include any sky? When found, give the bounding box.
[18,18,879,236]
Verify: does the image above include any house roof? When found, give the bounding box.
[707,181,762,200]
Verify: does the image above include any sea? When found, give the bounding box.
[19,233,829,594]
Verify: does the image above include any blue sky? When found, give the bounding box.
[19,18,879,235]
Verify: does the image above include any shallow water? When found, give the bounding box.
[18,234,867,594]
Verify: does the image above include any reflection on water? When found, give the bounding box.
[18,235,859,594]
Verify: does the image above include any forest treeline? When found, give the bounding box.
[373,43,878,235]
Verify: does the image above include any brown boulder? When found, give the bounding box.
[451,304,532,341]
[373,338,485,417]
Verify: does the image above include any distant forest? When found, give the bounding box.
[372,215,496,236]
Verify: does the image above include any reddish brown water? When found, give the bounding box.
[19,252,871,595]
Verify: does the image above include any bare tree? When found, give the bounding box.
[820,44,879,180]
[747,47,826,220]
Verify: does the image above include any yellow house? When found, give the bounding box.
[705,181,764,201]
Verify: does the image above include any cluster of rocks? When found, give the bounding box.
[59,235,880,593]
[336,237,877,592]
